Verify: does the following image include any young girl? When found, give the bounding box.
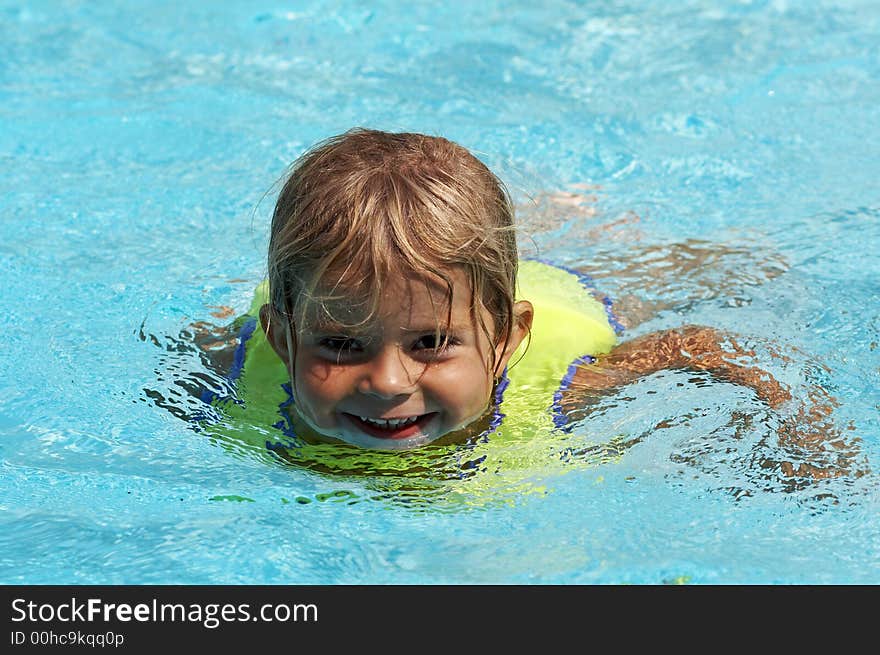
[196,128,858,484]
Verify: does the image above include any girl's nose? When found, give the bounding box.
[357,346,418,399]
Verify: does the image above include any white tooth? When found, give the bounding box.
[358,416,421,428]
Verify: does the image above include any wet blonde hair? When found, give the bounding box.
[267,128,519,374]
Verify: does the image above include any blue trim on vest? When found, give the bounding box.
[484,369,509,438]
[229,317,258,382]
[198,317,257,408]
[550,354,595,430]
[267,382,301,451]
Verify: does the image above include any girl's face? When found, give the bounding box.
[262,269,532,450]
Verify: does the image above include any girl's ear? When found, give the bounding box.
[494,300,534,373]
[259,304,292,363]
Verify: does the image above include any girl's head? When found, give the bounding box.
[260,128,532,450]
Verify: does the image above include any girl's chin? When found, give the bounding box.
[337,432,442,451]
[290,409,492,451]
[332,411,445,450]
[334,418,491,451]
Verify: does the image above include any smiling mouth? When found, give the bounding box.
[343,412,438,440]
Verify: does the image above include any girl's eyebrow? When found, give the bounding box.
[301,312,363,332]
[307,320,472,337]
[309,322,368,335]
[399,322,470,334]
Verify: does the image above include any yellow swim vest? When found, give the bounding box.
[205,260,620,462]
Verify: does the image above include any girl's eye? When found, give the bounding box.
[413,334,458,352]
[318,337,362,354]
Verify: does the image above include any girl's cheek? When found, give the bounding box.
[298,354,342,387]
[433,357,494,397]
[312,363,366,400]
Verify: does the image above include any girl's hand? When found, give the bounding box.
[563,326,867,482]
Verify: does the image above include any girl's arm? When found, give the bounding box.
[561,325,864,481]
[569,326,791,407]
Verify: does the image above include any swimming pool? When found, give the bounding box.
[2,0,878,584]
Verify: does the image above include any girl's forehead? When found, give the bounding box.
[304,268,476,328]
[322,265,471,302]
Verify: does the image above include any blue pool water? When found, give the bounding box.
[2,0,879,584]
